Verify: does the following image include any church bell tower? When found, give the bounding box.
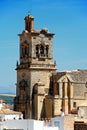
[14,14,56,119]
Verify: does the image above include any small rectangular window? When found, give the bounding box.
[73,102,76,108]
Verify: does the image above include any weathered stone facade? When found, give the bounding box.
[74,122,87,130]
[14,14,56,119]
[51,70,87,116]
[14,14,87,120]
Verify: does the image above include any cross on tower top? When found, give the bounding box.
[28,11,31,16]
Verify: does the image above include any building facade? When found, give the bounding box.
[50,70,87,116]
[14,14,87,120]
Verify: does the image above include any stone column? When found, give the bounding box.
[64,80,68,114]
[38,45,40,55]
[36,81,45,120]
[70,82,74,111]
[44,46,46,57]
[59,82,63,99]
[64,81,68,98]
[53,95,61,116]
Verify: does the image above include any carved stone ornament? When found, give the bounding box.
[19,79,28,89]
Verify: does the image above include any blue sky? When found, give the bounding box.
[0,0,87,93]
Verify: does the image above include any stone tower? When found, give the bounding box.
[14,14,56,119]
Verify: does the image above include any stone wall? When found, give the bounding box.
[64,115,74,130]
[74,122,87,130]
[78,106,87,118]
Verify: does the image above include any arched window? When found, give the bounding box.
[40,45,44,56]
[46,45,49,57]
[25,46,28,56]
[22,47,25,57]
[36,45,39,57]
[57,83,59,95]
[22,46,29,57]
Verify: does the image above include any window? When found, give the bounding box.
[25,46,28,56]
[36,45,49,59]
[36,45,39,57]
[25,47,27,55]
[57,83,59,95]
[22,47,25,57]
[73,102,76,108]
[22,46,28,57]
[40,45,44,55]
[46,45,49,57]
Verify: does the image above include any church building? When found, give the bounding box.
[14,14,87,120]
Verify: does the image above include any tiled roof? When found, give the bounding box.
[1,103,13,110]
[0,109,22,114]
[56,70,87,83]
[66,70,87,83]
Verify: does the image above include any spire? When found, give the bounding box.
[24,13,34,32]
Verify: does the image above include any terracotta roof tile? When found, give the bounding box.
[0,109,22,114]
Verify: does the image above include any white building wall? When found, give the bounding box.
[1,120,34,130]
[44,127,58,130]
[0,118,63,130]
[5,114,21,120]
[0,114,23,121]
[51,116,64,130]
[34,120,44,130]
[0,104,2,110]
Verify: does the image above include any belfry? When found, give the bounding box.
[14,14,56,119]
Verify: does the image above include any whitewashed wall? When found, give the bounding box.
[0,114,23,121]
[44,127,58,130]
[0,118,63,130]
[51,116,64,130]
